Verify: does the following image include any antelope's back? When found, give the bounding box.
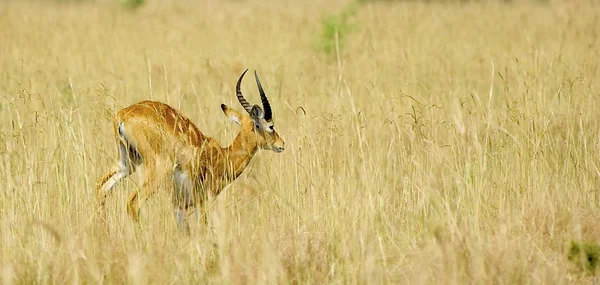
[116,100,207,151]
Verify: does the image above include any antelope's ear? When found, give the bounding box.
[249,105,264,121]
[221,104,242,125]
[249,105,266,129]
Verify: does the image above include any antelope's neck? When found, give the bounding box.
[224,132,258,179]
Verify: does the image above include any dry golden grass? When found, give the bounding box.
[1,0,599,283]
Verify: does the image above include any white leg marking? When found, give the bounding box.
[104,170,127,192]
[173,166,193,232]
[174,207,185,230]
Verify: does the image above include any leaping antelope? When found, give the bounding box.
[96,69,285,232]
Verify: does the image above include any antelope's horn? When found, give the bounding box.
[236,69,253,113]
[254,71,272,121]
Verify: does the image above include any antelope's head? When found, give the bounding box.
[221,69,285,153]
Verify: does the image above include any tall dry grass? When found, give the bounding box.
[1,0,599,283]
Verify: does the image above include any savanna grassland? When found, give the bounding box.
[1,0,599,283]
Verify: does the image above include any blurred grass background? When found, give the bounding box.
[1,0,599,283]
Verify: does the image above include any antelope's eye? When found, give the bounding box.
[269,125,274,131]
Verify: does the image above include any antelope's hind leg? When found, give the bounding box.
[126,156,160,224]
[126,149,181,226]
[172,165,194,233]
[96,142,138,207]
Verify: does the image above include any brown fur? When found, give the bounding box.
[96,99,284,231]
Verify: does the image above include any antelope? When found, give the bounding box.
[95,69,285,232]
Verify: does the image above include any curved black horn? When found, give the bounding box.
[236,69,253,113]
[254,71,272,121]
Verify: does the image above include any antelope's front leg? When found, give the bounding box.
[191,181,219,236]
[195,187,210,228]
[172,205,190,234]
